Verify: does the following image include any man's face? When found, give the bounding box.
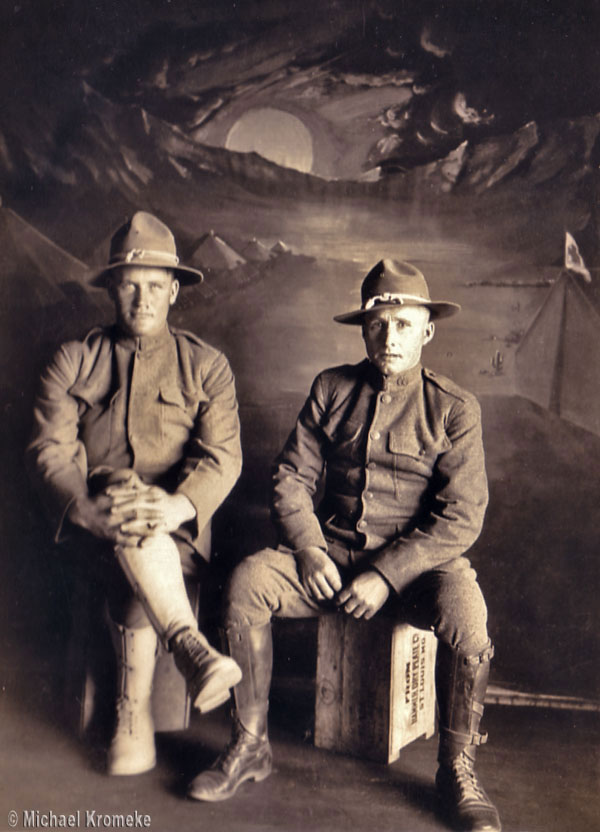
[110,267,179,337]
[362,305,435,376]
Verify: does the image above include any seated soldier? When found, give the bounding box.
[27,212,243,776]
[188,260,501,832]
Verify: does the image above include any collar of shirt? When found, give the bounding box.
[364,359,423,392]
[113,324,172,355]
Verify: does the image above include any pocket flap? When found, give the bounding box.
[159,384,205,412]
[388,430,422,457]
[388,430,452,458]
[159,384,187,408]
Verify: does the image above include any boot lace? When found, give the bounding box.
[449,752,492,807]
[173,630,208,675]
[214,719,262,775]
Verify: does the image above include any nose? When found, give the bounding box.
[383,324,398,347]
[133,285,150,308]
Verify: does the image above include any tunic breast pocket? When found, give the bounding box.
[158,384,200,441]
[387,430,452,496]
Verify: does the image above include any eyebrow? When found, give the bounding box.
[369,316,412,325]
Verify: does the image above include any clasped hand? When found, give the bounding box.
[68,477,195,547]
[296,546,390,619]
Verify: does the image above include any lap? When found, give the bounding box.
[226,547,327,623]
[226,547,487,645]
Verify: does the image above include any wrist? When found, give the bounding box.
[295,545,327,561]
[67,494,91,528]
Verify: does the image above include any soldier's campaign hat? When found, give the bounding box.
[89,211,204,287]
[334,259,460,324]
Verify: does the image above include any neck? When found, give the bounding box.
[366,359,423,389]
[114,323,171,351]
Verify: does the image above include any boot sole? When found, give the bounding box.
[188,762,272,802]
[191,662,243,714]
[108,755,157,776]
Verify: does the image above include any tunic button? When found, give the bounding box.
[365,492,373,500]
[381,394,391,404]
[367,461,376,470]
[370,430,381,441]
[357,520,367,530]
[418,447,426,456]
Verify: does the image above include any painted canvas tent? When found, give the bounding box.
[241,237,272,262]
[189,230,246,271]
[0,202,91,301]
[515,268,600,436]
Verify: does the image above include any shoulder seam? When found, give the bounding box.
[423,367,469,402]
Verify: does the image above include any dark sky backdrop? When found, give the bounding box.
[1,0,599,707]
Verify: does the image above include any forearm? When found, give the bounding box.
[175,353,242,532]
[271,377,328,550]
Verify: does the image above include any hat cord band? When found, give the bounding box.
[363,292,430,310]
[110,248,180,266]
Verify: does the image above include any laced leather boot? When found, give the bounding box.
[435,642,501,832]
[171,628,242,714]
[436,749,500,832]
[107,623,157,776]
[188,714,272,802]
[188,623,273,801]
[115,527,241,714]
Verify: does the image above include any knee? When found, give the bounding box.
[226,552,274,604]
[435,572,489,654]
[224,550,279,627]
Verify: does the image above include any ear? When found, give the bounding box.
[423,321,435,345]
[169,278,180,306]
[106,280,117,303]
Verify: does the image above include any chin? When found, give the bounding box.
[377,359,404,375]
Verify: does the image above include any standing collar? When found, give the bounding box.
[113,324,173,353]
[363,358,423,391]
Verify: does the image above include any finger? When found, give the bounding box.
[341,596,359,614]
[325,569,343,593]
[363,607,376,620]
[114,530,144,547]
[111,505,163,523]
[120,519,166,535]
[307,578,326,602]
[108,493,157,510]
[104,483,147,499]
[352,605,366,619]
[336,587,351,605]
[315,575,335,599]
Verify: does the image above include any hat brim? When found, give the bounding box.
[334,300,461,325]
[89,261,204,288]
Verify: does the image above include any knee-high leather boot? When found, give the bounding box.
[116,535,241,714]
[435,642,501,832]
[107,621,158,775]
[188,623,273,802]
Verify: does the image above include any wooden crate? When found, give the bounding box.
[314,615,437,763]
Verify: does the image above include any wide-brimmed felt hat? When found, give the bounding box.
[334,259,460,324]
[89,211,204,287]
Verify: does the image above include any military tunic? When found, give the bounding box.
[272,359,488,593]
[27,324,242,562]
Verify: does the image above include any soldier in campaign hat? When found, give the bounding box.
[27,212,243,777]
[189,258,501,832]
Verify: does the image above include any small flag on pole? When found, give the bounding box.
[564,231,592,282]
